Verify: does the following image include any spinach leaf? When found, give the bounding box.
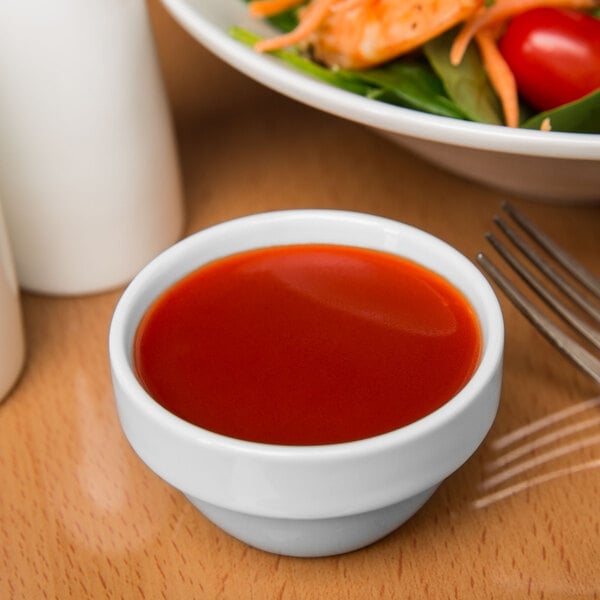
[230,27,373,95]
[265,8,299,32]
[424,29,503,125]
[521,89,600,133]
[231,28,464,118]
[351,60,468,119]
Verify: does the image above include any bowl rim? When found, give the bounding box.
[109,209,504,462]
[160,0,600,160]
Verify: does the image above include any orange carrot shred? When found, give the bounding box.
[255,0,337,52]
[475,28,519,127]
[249,0,305,18]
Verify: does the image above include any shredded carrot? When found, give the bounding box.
[255,0,337,52]
[329,0,364,11]
[450,0,598,66]
[475,28,519,127]
[249,0,304,18]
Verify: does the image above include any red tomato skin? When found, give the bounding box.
[499,8,600,112]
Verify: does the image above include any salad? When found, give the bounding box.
[232,0,600,132]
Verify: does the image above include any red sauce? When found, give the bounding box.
[134,244,481,445]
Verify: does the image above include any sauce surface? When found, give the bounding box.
[134,244,481,445]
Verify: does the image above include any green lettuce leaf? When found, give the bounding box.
[521,89,600,133]
[231,27,463,118]
[424,29,503,125]
[229,27,373,95]
[351,60,467,119]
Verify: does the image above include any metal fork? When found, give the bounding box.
[477,202,600,385]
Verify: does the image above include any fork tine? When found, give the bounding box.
[476,252,600,385]
[493,214,600,324]
[485,232,600,351]
[502,201,600,299]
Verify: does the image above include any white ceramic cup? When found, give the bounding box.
[0,203,25,402]
[109,210,504,557]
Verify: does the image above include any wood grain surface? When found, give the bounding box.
[1,2,599,598]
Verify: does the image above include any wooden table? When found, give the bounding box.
[2,3,599,597]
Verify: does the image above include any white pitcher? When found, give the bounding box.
[0,0,184,295]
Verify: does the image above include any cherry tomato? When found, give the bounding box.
[498,8,600,112]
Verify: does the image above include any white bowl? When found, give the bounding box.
[109,210,504,557]
[160,0,600,203]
